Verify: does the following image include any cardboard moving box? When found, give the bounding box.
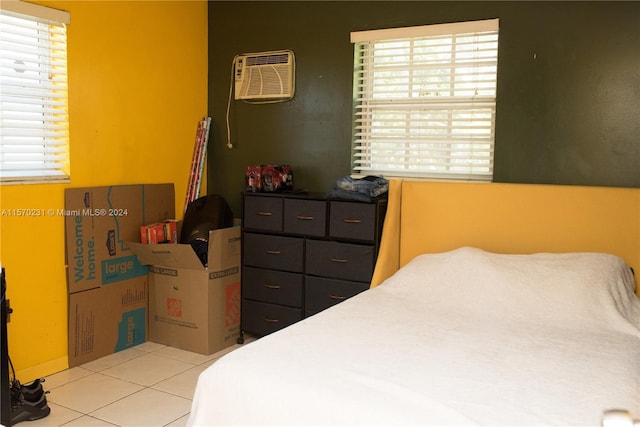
[68,278,147,367]
[129,226,241,355]
[64,184,175,366]
[64,184,175,294]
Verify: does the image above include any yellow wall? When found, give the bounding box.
[0,0,208,379]
[400,182,640,277]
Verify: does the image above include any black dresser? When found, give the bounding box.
[239,192,387,341]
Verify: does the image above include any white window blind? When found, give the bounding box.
[351,19,499,181]
[0,1,70,183]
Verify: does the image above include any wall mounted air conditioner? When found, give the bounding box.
[234,50,295,101]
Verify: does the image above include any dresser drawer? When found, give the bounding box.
[284,199,327,237]
[329,201,377,241]
[241,299,302,336]
[244,233,304,272]
[244,196,283,232]
[242,266,303,308]
[305,240,375,282]
[305,276,369,316]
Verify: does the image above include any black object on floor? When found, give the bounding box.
[10,377,51,424]
[2,268,51,425]
[10,389,50,425]
[1,267,12,427]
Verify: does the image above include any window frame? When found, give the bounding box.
[350,19,499,181]
[0,0,71,184]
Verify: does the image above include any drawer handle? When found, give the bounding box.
[256,211,273,216]
[263,317,279,323]
[266,250,281,255]
[263,283,281,290]
[296,215,314,221]
[343,219,362,224]
[329,294,347,301]
[330,257,348,263]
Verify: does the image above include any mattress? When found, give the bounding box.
[188,247,640,426]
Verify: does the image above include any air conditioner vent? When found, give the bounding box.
[246,53,290,66]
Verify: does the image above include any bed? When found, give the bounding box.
[188,180,640,426]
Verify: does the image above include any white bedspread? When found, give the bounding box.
[188,247,640,426]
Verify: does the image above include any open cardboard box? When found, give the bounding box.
[129,226,241,355]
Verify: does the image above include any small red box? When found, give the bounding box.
[140,223,166,244]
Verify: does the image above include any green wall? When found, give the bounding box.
[208,1,640,215]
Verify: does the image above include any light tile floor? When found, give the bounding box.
[20,338,253,427]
